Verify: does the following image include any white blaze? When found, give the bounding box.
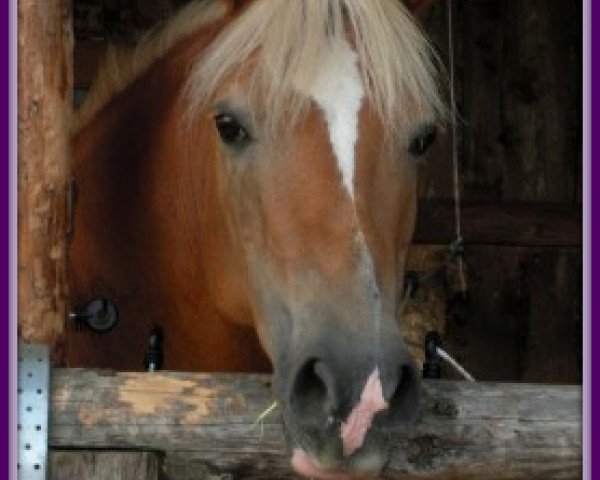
[297,38,384,361]
[305,38,365,198]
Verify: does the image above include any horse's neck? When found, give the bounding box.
[68,35,270,372]
[70,41,193,286]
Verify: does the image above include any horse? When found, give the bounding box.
[67,0,445,477]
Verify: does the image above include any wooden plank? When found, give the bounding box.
[50,369,582,479]
[450,0,582,203]
[414,199,581,247]
[18,0,73,360]
[51,450,161,480]
[443,245,582,384]
[417,0,582,203]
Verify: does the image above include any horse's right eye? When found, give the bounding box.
[214,113,252,148]
[408,124,437,157]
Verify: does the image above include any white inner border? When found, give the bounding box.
[582,0,591,478]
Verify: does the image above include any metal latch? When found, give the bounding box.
[18,343,50,480]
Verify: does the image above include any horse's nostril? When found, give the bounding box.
[387,364,420,423]
[290,359,331,423]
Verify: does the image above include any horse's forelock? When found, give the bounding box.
[185,0,447,136]
[75,0,447,137]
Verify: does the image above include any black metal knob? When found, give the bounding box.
[70,298,118,333]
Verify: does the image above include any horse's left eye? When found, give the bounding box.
[214,113,252,147]
[408,124,437,157]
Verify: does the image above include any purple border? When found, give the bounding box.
[583,2,600,478]
[590,0,597,475]
[2,0,10,476]
[7,0,15,474]
[8,0,16,471]
[2,1,592,480]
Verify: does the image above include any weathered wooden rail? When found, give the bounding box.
[50,369,582,479]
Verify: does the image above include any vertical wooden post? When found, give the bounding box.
[18,0,73,361]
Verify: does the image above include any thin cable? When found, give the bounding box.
[437,347,476,382]
[447,0,460,241]
[446,0,467,293]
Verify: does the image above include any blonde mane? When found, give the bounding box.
[75,0,446,134]
[186,0,447,134]
[73,0,228,132]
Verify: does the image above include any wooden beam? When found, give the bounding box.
[18,0,73,359]
[50,369,582,479]
[414,199,582,247]
[51,451,161,480]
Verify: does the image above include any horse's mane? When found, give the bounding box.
[75,0,446,134]
[73,0,228,132]
[187,0,447,134]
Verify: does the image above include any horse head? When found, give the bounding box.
[184,1,444,476]
[70,0,444,477]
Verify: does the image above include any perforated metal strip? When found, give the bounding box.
[18,343,50,480]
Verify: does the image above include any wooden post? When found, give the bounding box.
[50,370,582,479]
[18,0,73,360]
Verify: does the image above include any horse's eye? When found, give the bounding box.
[214,113,252,147]
[408,124,437,157]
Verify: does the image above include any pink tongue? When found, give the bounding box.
[291,369,388,478]
[340,368,388,457]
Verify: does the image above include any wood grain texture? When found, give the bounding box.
[444,246,582,384]
[453,0,581,203]
[414,199,581,247]
[18,0,73,360]
[51,450,161,480]
[50,369,582,479]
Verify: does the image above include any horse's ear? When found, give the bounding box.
[403,0,438,19]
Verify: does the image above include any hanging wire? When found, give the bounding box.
[446,0,468,294]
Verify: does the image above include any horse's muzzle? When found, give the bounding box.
[273,324,421,478]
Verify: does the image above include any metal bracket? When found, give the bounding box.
[18,343,50,480]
